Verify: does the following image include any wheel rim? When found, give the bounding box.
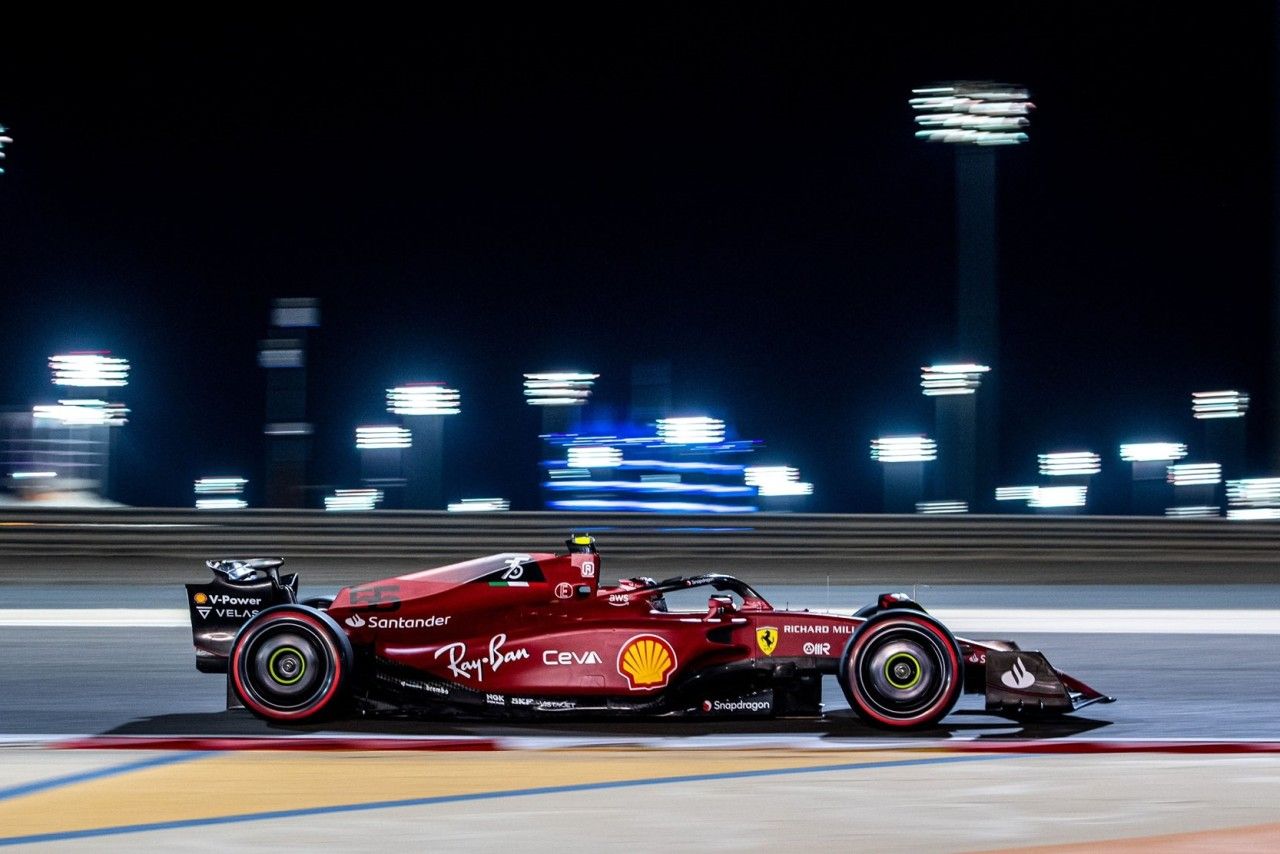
[239,621,333,713]
[267,646,307,686]
[855,624,951,721]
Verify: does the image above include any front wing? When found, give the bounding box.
[983,649,1115,716]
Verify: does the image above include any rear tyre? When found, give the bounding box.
[839,611,962,729]
[230,606,352,722]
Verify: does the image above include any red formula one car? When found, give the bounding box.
[185,535,1113,729]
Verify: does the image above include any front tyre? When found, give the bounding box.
[230,606,352,722]
[839,611,962,729]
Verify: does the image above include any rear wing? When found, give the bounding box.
[185,558,297,673]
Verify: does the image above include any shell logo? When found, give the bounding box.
[617,634,677,690]
[193,592,209,605]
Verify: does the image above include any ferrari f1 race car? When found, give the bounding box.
[185,535,1113,729]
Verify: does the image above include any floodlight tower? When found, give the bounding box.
[911,82,1032,509]
[921,362,989,508]
[1192,391,1248,482]
[356,426,411,507]
[1037,451,1100,512]
[45,352,131,498]
[387,383,460,509]
[1119,442,1187,514]
[523,372,598,436]
[871,436,937,513]
[258,298,319,507]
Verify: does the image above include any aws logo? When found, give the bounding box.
[617,635,677,691]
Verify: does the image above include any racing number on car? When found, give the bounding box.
[501,557,525,580]
[349,583,401,610]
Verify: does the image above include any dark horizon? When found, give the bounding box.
[0,6,1275,510]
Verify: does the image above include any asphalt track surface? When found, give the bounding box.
[2,580,1278,742]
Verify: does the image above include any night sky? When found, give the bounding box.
[0,5,1275,510]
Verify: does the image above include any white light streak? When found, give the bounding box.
[1164,506,1220,517]
[1226,508,1280,520]
[910,82,1032,146]
[871,436,937,463]
[32,400,128,427]
[324,488,383,511]
[1167,463,1221,487]
[1038,452,1101,477]
[567,446,623,468]
[194,477,247,495]
[744,465,814,497]
[1028,485,1087,508]
[995,486,1037,501]
[657,417,726,445]
[195,498,248,510]
[523,373,598,406]
[916,500,968,514]
[1120,442,1188,463]
[447,498,511,512]
[1192,390,1249,420]
[1226,478,1280,508]
[920,363,990,396]
[355,425,412,450]
[387,384,461,415]
[49,353,130,387]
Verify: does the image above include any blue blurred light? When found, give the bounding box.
[543,479,755,496]
[550,500,757,513]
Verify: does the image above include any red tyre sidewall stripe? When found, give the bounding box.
[231,611,344,721]
[846,614,961,727]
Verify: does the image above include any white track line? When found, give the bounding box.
[0,608,1278,633]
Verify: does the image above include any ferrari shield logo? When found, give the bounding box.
[756,626,779,656]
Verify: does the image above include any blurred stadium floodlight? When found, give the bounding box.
[1165,506,1221,517]
[49,353,130,387]
[549,499,755,513]
[1227,507,1280,519]
[387,383,459,509]
[870,436,938,463]
[657,416,726,445]
[910,83,1033,146]
[872,436,935,512]
[324,488,383,511]
[522,373,598,406]
[32,400,128,427]
[1167,463,1222,487]
[744,465,814,497]
[995,485,1037,501]
[355,425,411,450]
[916,500,967,514]
[0,124,11,174]
[1191,390,1249,419]
[923,362,987,508]
[1120,442,1187,462]
[1037,451,1101,477]
[567,446,623,468]
[194,477,247,510]
[387,383,461,416]
[920,363,990,396]
[1027,485,1087,509]
[1226,477,1280,508]
[447,498,511,512]
[1122,442,1187,515]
